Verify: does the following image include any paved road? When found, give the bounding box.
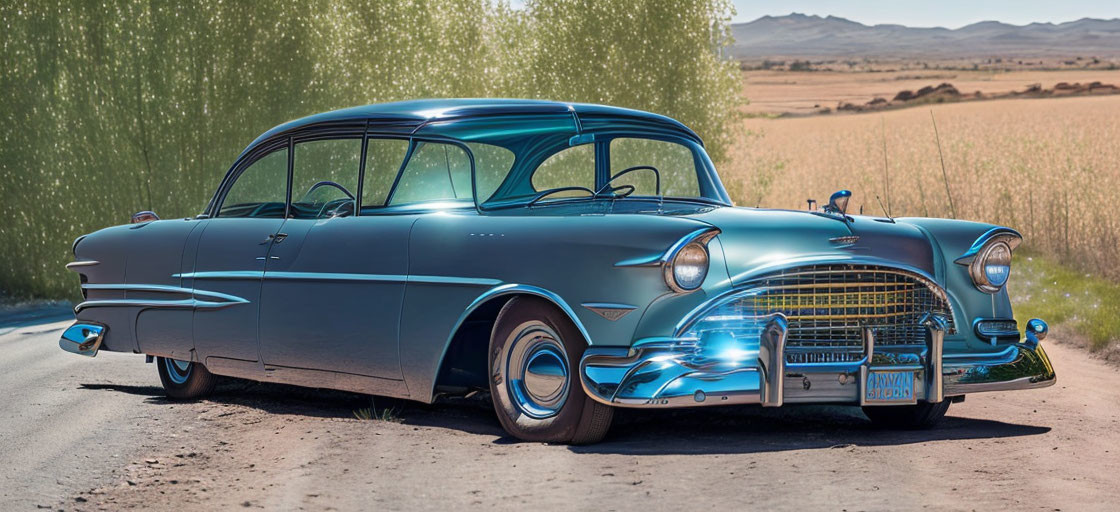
[3,317,1119,511]
[0,318,200,509]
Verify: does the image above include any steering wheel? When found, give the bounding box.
[316,197,355,218]
[608,184,636,198]
[301,180,355,202]
[594,165,661,198]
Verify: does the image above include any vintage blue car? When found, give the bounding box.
[61,99,1054,443]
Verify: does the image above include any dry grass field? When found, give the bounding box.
[743,68,1120,115]
[728,93,1120,278]
[725,82,1120,348]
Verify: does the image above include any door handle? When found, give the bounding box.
[260,232,289,244]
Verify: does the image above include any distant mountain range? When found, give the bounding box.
[730,13,1120,58]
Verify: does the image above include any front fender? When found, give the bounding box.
[899,217,1020,350]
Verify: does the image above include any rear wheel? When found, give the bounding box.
[156,357,218,400]
[863,400,950,429]
[488,297,613,444]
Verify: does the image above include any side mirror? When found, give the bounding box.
[131,211,159,224]
[824,190,851,215]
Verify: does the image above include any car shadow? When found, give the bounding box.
[79,380,1050,454]
[574,405,1052,455]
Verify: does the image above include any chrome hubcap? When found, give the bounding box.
[165,358,192,385]
[506,324,570,419]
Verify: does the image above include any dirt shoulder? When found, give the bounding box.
[51,340,1119,511]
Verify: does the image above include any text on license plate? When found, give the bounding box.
[865,370,915,403]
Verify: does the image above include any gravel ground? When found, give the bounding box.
[2,318,1117,511]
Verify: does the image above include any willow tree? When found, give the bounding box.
[0,0,740,300]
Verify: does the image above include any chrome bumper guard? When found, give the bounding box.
[580,316,1056,408]
[59,322,106,357]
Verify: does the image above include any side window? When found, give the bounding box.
[530,143,595,194]
[468,142,516,203]
[388,142,471,206]
[291,138,361,219]
[361,138,410,208]
[609,138,701,198]
[219,148,288,218]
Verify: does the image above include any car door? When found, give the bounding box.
[190,141,289,371]
[258,135,412,385]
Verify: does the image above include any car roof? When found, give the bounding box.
[244,99,702,153]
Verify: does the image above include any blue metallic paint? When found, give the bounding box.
[61,99,1052,412]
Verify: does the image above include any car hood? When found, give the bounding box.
[687,207,937,285]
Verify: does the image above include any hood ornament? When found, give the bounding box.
[823,190,852,215]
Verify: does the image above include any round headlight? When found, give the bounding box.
[970,241,1012,293]
[667,242,709,292]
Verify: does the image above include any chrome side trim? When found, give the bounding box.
[73,283,250,313]
[81,283,248,303]
[407,275,502,286]
[175,271,265,279]
[74,298,244,312]
[953,227,1022,265]
[614,226,720,267]
[65,260,100,270]
[59,322,106,357]
[175,271,500,286]
[581,302,638,321]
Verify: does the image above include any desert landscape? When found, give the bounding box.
[720,23,1120,348]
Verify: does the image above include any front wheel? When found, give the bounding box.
[156,357,218,400]
[863,400,950,429]
[489,297,613,444]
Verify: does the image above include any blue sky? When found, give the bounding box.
[730,0,1120,28]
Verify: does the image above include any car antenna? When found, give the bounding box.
[875,194,895,223]
[880,115,892,217]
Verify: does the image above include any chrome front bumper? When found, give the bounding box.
[580,316,1056,408]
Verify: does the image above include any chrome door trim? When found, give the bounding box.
[74,283,250,313]
[176,270,500,286]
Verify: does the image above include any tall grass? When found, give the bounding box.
[1011,252,1120,351]
[729,95,1120,283]
[0,0,742,300]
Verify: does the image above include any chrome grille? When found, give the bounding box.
[732,265,955,362]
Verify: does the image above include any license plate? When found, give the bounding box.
[863,369,916,405]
